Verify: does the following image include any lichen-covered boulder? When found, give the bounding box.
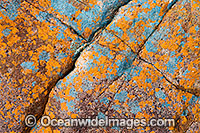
[0,0,199,132]
[0,0,132,132]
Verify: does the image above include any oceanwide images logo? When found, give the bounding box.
[25,115,175,129]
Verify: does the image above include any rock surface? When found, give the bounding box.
[0,0,199,132]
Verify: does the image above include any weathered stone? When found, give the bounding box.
[0,0,132,132]
[0,0,199,132]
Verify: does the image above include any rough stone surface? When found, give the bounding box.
[0,0,199,132]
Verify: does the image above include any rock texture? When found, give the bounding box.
[0,0,199,132]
